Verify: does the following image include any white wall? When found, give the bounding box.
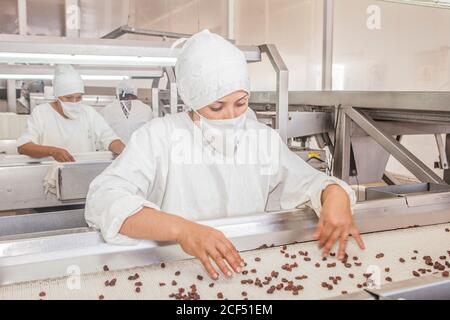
[333,0,450,91]
[333,0,450,179]
[235,0,324,91]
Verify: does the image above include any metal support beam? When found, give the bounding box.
[323,132,335,155]
[322,0,334,90]
[65,0,80,38]
[333,106,351,182]
[164,67,178,114]
[151,87,160,118]
[227,0,235,40]
[102,25,193,40]
[445,135,450,184]
[345,107,446,185]
[435,134,449,170]
[17,0,27,36]
[259,44,289,143]
[6,80,17,113]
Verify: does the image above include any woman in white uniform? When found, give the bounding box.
[17,65,125,162]
[101,80,153,144]
[85,30,365,280]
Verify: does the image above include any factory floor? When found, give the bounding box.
[1,223,449,300]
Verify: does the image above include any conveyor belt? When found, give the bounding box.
[1,223,449,300]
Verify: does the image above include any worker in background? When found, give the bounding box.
[17,65,125,162]
[85,30,365,280]
[100,80,153,144]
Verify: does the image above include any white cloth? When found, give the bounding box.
[85,112,356,245]
[100,100,153,144]
[44,163,63,197]
[53,64,85,98]
[175,30,250,110]
[17,103,119,154]
[42,152,116,198]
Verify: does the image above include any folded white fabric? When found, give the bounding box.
[42,152,115,198]
[43,162,64,198]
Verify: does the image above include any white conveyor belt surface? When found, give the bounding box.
[1,223,449,300]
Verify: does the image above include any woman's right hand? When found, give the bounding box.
[49,147,75,162]
[175,220,245,280]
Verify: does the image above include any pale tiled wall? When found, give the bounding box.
[0,0,18,34]
[235,0,324,91]
[26,0,65,36]
[332,1,450,179]
[333,0,450,91]
[133,0,228,37]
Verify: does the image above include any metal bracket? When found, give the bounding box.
[258,44,289,143]
[333,106,352,181]
[435,134,449,170]
[164,66,178,114]
[102,25,193,40]
[342,107,446,185]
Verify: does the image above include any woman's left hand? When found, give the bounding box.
[312,185,365,260]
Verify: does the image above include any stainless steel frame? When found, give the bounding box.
[334,275,450,300]
[102,25,193,40]
[258,45,289,143]
[0,34,261,63]
[1,192,449,286]
[322,0,334,91]
[164,66,178,115]
[264,91,450,184]
[342,107,446,184]
[0,160,113,211]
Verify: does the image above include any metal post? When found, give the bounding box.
[322,0,334,90]
[259,44,289,143]
[18,0,27,36]
[164,67,178,114]
[346,107,446,185]
[151,88,160,118]
[65,0,80,38]
[435,134,449,170]
[227,0,235,40]
[333,106,351,182]
[7,80,17,113]
[445,135,450,184]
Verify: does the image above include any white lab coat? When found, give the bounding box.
[17,103,119,153]
[100,100,153,144]
[85,112,356,245]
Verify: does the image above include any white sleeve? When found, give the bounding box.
[270,134,356,217]
[91,109,120,151]
[16,108,42,147]
[85,124,164,245]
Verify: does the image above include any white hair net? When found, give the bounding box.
[116,80,138,98]
[175,30,250,111]
[53,64,85,98]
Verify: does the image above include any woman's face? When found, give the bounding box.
[59,93,83,103]
[196,90,249,120]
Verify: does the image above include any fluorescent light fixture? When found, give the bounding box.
[82,75,129,81]
[0,52,177,67]
[378,0,450,9]
[0,74,129,80]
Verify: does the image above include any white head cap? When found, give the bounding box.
[53,64,85,98]
[116,80,138,98]
[175,30,250,111]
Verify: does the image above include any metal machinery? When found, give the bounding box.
[0,33,449,299]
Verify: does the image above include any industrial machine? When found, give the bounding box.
[0,32,449,300]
